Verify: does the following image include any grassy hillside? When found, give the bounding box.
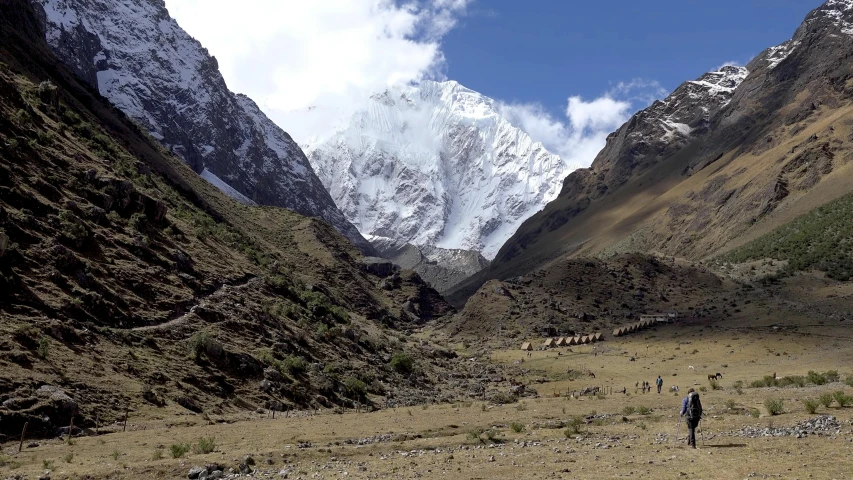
[0,0,472,442]
[720,190,853,281]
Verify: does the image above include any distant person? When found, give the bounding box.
[656,376,663,394]
[680,388,703,448]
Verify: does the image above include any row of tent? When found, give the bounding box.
[611,318,656,337]
[521,333,603,351]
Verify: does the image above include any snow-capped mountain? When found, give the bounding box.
[304,80,569,260]
[30,0,372,252]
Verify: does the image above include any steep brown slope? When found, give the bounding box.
[442,253,748,343]
[449,0,853,306]
[0,0,467,441]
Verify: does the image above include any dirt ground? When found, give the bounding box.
[3,311,852,480]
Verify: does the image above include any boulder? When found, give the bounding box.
[263,367,284,383]
[0,230,9,257]
[36,385,77,412]
[188,466,207,479]
[360,257,396,277]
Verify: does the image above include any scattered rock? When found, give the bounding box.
[188,466,207,479]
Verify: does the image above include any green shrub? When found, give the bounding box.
[636,405,651,415]
[169,443,190,458]
[515,401,527,412]
[778,376,806,388]
[59,210,88,246]
[833,391,852,407]
[824,370,840,383]
[110,450,121,461]
[749,408,761,418]
[43,460,54,470]
[490,391,518,405]
[564,416,585,436]
[15,109,31,124]
[699,386,707,393]
[764,398,784,416]
[194,436,216,454]
[709,379,722,390]
[63,452,74,464]
[283,355,307,376]
[803,398,819,414]
[622,406,636,415]
[152,448,164,460]
[510,422,525,433]
[345,377,367,400]
[187,331,213,361]
[129,213,147,232]
[807,371,827,386]
[390,352,414,375]
[725,399,737,410]
[36,336,51,359]
[844,376,853,388]
[819,393,835,408]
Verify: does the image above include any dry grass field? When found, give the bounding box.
[3,309,852,480]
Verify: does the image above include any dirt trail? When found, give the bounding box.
[132,275,260,332]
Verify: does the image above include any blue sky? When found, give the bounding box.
[442,0,823,119]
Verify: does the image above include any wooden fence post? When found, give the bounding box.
[95,413,99,435]
[123,407,129,432]
[19,422,28,452]
[67,414,75,442]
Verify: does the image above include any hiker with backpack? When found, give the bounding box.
[680,388,703,448]
[656,375,663,394]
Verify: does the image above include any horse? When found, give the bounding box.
[715,373,723,379]
[707,374,717,381]
[588,372,596,379]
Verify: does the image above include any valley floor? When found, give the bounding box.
[2,310,853,479]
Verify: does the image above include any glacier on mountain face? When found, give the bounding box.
[304,80,569,260]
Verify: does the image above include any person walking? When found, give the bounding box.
[656,375,663,394]
[679,388,703,448]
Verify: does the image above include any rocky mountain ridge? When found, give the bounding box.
[30,0,372,252]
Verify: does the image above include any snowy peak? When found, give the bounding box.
[305,80,567,260]
[32,0,372,252]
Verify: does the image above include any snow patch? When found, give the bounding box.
[200,168,257,206]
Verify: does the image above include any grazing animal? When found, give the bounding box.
[688,366,695,372]
[707,374,716,381]
[670,385,680,392]
[715,373,723,380]
[588,372,596,379]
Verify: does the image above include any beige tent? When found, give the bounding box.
[612,328,622,337]
[581,335,591,344]
[521,342,533,351]
[594,332,602,341]
[543,338,555,348]
[556,337,567,346]
[566,336,576,346]
[573,336,582,345]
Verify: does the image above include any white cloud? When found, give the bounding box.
[165,0,470,132]
[499,80,665,170]
[715,60,744,70]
